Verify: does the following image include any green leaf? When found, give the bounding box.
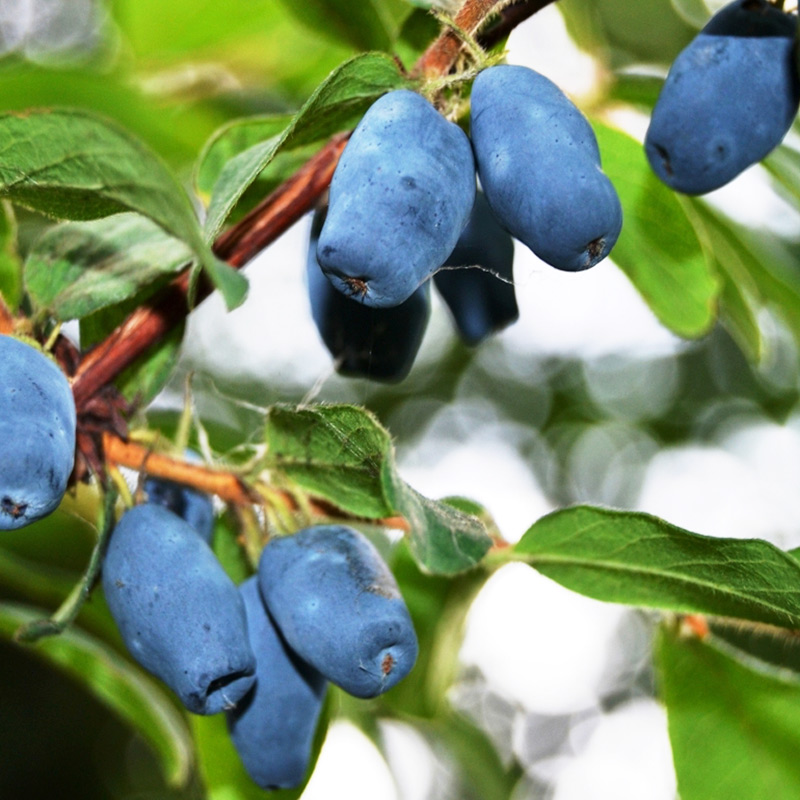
[0,200,22,309]
[190,691,331,800]
[709,619,800,675]
[513,505,800,629]
[684,202,762,362]
[592,121,720,338]
[658,624,800,800]
[0,602,194,788]
[386,483,493,575]
[203,53,411,239]
[691,202,800,352]
[196,114,294,197]
[264,403,396,519]
[263,404,492,574]
[24,213,193,321]
[273,0,412,51]
[0,108,246,309]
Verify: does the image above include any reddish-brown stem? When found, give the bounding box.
[103,432,260,505]
[478,0,559,51]
[102,431,411,531]
[414,0,505,79]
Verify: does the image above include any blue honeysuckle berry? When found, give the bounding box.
[258,525,418,699]
[435,191,518,346]
[102,503,256,715]
[470,65,622,272]
[0,335,76,530]
[227,577,328,790]
[307,205,431,382]
[317,89,476,308]
[645,0,800,194]
[144,450,214,544]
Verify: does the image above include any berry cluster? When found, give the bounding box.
[307,64,623,381]
[645,0,800,195]
[101,494,418,791]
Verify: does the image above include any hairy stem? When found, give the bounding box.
[102,432,411,531]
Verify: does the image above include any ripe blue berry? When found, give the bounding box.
[258,525,418,699]
[227,577,327,790]
[317,89,476,308]
[470,65,622,271]
[645,0,800,194]
[435,192,518,345]
[102,504,256,715]
[0,335,76,530]
[307,207,431,381]
[144,451,214,544]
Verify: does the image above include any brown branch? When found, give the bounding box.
[102,431,411,532]
[414,0,507,79]
[103,432,259,505]
[477,0,559,51]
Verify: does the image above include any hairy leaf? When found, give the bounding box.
[658,624,800,800]
[0,602,193,788]
[514,505,800,628]
[203,53,411,239]
[0,109,245,308]
[593,121,720,338]
[24,213,192,320]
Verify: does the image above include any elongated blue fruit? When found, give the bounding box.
[435,191,518,345]
[307,207,431,381]
[317,89,476,308]
[258,525,418,698]
[144,450,214,544]
[102,504,256,714]
[0,335,76,530]
[470,65,622,271]
[645,0,800,194]
[227,577,328,790]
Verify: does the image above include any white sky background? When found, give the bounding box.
[173,4,800,798]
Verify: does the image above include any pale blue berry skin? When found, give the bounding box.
[258,525,418,699]
[645,0,800,195]
[0,335,76,530]
[317,89,476,308]
[102,504,256,715]
[470,65,622,272]
[435,191,518,345]
[307,207,431,382]
[144,451,214,544]
[227,577,327,791]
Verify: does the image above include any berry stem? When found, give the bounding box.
[101,432,412,532]
[414,0,559,79]
[14,487,118,643]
